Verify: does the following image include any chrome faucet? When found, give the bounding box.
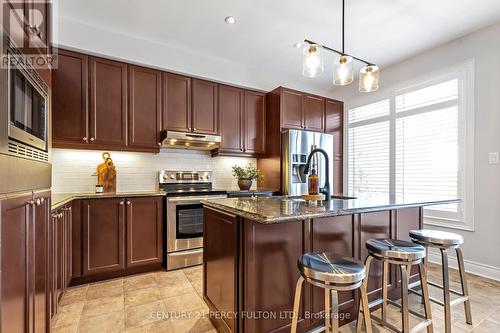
[303,148,331,201]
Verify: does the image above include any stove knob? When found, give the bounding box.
[170,175,175,179]
[200,176,205,180]
[206,175,210,180]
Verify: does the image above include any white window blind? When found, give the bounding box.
[348,100,390,194]
[347,62,474,230]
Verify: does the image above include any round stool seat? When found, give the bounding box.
[410,229,464,247]
[298,253,365,284]
[366,239,425,261]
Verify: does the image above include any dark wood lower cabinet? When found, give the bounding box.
[82,198,126,276]
[126,197,163,268]
[204,207,423,333]
[71,196,163,285]
[0,190,50,333]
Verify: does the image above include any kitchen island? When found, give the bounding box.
[202,193,458,333]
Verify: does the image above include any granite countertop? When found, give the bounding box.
[51,191,166,210]
[203,193,460,224]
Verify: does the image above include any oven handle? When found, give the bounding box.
[167,195,227,203]
[167,248,203,256]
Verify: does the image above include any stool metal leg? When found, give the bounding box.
[440,248,452,333]
[359,283,373,333]
[357,256,373,333]
[325,287,331,333]
[291,276,304,333]
[331,290,339,332]
[418,262,433,333]
[456,248,473,325]
[382,260,388,323]
[401,265,410,333]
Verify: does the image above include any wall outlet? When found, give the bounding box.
[489,152,499,165]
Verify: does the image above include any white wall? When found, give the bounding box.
[51,148,258,193]
[333,22,500,279]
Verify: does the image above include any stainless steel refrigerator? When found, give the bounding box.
[281,129,334,196]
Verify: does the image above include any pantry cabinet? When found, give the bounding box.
[0,190,50,333]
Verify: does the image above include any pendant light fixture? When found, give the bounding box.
[302,0,379,92]
[359,65,379,92]
[302,44,324,78]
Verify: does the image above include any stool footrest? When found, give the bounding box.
[362,297,428,320]
[371,312,432,333]
[410,279,467,297]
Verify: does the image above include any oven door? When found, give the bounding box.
[7,53,48,151]
[166,195,227,253]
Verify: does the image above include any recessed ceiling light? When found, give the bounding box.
[225,16,236,24]
[293,41,303,49]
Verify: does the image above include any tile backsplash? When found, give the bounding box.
[51,148,257,193]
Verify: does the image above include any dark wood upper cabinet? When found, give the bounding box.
[192,79,219,135]
[281,88,303,129]
[126,197,163,268]
[162,73,191,132]
[128,65,162,150]
[325,99,344,154]
[82,198,126,276]
[52,49,89,146]
[89,57,128,147]
[218,85,244,154]
[244,90,266,156]
[303,94,325,132]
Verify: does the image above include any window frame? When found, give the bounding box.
[344,59,475,231]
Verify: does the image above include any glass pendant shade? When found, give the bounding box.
[302,44,324,78]
[333,55,354,86]
[359,65,379,92]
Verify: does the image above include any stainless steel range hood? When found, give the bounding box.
[160,130,221,151]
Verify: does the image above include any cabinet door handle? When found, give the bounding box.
[126,201,131,206]
[90,137,95,142]
[193,128,197,131]
[188,127,192,131]
[157,142,161,146]
[83,137,88,142]
[119,201,124,206]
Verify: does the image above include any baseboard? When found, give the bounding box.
[427,249,500,282]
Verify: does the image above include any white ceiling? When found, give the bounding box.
[53,0,500,95]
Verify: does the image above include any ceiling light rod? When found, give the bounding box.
[303,39,374,66]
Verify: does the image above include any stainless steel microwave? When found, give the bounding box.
[0,41,49,162]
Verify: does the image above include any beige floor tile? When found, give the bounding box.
[125,273,158,292]
[53,309,82,328]
[125,287,163,307]
[82,295,124,317]
[87,277,123,291]
[155,270,190,288]
[159,280,196,299]
[164,291,207,313]
[487,306,500,324]
[77,311,125,333]
[470,318,500,332]
[52,322,79,333]
[86,286,124,301]
[125,319,173,333]
[125,300,167,329]
[60,286,88,306]
[168,316,215,333]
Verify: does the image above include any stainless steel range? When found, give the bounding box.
[159,170,227,270]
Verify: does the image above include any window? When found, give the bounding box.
[347,60,474,230]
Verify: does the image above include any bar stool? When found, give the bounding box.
[291,253,372,333]
[358,239,433,333]
[409,229,472,333]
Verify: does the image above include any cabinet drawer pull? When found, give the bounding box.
[126,201,131,206]
[119,201,124,206]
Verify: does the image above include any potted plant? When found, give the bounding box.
[232,164,264,191]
